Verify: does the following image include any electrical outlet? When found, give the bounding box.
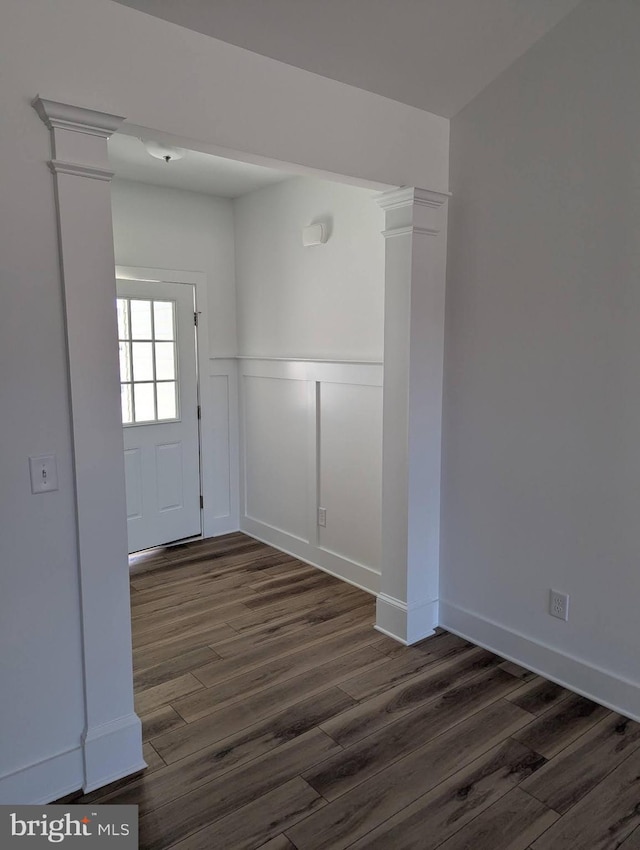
[549,589,569,621]
[318,507,326,527]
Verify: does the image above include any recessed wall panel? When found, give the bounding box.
[210,374,231,519]
[318,382,382,571]
[243,375,308,541]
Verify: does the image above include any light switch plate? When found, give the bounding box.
[29,454,59,493]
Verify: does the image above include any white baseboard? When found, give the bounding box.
[0,747,84,805]
[82,713,146,793]
[439,600,640,722]
[240,517,380,596]
[376,593,438,645]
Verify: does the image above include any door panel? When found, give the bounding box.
[116,279,201,553]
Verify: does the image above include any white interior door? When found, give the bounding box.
[116,279,201,553]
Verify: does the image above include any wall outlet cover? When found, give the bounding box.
[549,589,569,621]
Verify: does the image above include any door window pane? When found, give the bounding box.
[134,383,155,422]
[117,299,130,339]
[132,342,154,382]
[156,382,177,420]
[121,384,133,425]
[154,301,175,340]
[155,342,176,381]
[119,341,131,382]
[130,300,152,339]
[117,295,181,425]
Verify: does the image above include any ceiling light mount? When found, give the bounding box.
[143,140,185,164]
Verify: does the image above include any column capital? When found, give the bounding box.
[32,96,125,138]
[377,186,450,212]
[378,186,450,238]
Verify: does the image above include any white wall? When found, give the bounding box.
[441,0,640,716]
[0,0,447,802]
[111,179,237,357]
[235,177,385,360]
[235,178,385,590]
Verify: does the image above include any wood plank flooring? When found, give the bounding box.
[69,532,640,849]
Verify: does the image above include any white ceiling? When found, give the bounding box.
[111,0,583,118]
[108,133,291,197]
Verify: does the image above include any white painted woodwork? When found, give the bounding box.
[116,279,201,552]
[239,358,383,594]
[318,382,382,570]
[31,97,144,795]
[377,187,449,644]
[243,375,310,542]
[207,361,240,533]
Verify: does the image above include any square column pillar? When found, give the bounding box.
[33,97,145,792]
[377,187,449,644]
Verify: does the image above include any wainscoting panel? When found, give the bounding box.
[239,359,383,594]
[242,373,310,543]
[203,360,239,537]
[318,381,382,571]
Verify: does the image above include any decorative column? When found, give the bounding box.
[377,187,449,644]
[33,97,145,791]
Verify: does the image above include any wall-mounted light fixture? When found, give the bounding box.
[302,222,328,247]
[143,140,185,164]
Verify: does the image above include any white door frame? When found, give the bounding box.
[116,266,241,540]
[33,96,448,792]
[116,275,202,551]
[117,266,209,542]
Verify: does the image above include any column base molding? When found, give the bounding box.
[375,593,439,645]
[82,713,146,794]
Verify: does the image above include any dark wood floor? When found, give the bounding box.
[73,532,640,849]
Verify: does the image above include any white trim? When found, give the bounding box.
[439,601,640,722]
[207,359,240,534]
[227,356,384,365]
[377,186,450,212]
[375,186,448,646]
[241,519,380,595]
[382,225,440,238]
[48,161,115,181]
[34,98,144,802]
[32,97,124,138]
[373,625,408,646]
[0,748,84,805]
[239,358,383,387]
[82,714,146,793]
[376,593,439,645]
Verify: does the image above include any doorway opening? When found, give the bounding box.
[116,278,202,554]
[109,133,387,596]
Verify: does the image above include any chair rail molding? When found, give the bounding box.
[376,185,450,644]
[33,96,145,794]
